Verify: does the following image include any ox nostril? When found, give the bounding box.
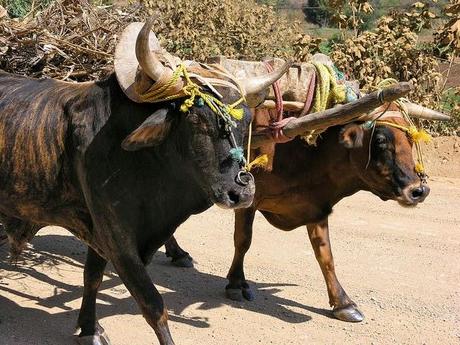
[227,190,240,205]
[411,186,424,200]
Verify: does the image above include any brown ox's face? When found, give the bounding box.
[340,117,430,207]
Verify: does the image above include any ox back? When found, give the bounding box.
[0,71,94,238]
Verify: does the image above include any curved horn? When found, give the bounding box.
[135,18,171,83]
[240,60,292,107]
[405,102,451,121]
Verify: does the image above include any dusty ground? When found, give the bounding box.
[1,140,459,345]
[423,136,460,178]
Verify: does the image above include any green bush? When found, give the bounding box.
[0,0,112,17]
[1,0,54,17]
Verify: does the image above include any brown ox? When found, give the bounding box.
[164,56,449,322]
[230,105,434,321]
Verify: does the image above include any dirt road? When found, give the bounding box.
[1,175,459,345]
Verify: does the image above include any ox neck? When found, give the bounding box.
[323,128,368,203]
[273,127,368,205]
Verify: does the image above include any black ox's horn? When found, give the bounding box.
[135,19,183,91]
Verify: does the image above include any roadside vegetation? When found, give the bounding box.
[0,0,458,134]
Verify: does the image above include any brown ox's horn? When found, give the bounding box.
[135,19,173,83]
[405,102,451,121]
[240,61,292,107]
[249,82,412,148]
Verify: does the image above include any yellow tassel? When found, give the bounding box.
[228,107,244,120]
[415,162,425,174]
[180,98,194,113]
[414,129,431,143]
[180,103,189,113]
[408,127,431,143]
[246,154,268,171]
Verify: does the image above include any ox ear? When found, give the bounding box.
[339,124,364,149]
[122,107,173,151]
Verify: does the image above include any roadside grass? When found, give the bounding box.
[0,0,112,17]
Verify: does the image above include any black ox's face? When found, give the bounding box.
[122,89,255,209]
[183,99,255,209]
[340,118,430,207]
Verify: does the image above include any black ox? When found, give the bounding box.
[0,21,289,345]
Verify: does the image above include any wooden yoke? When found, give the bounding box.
[248,82,412,148]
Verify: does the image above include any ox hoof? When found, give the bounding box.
[76,334,111,345]
[226,284,255,302]
[226,288,244,301]
[242,287,255,301]
[332,305,364,322]
[171,254,194,268]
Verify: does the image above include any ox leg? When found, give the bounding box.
[307,219,364,322]
[226,207,256,301]
[164,235,194,268]
[111,252,175,345]
[77,247,110,345]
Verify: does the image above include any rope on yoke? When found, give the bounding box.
[263,61,283,122]
[301,62,349,145]
[300,70,316,116]
[259,60,355,146]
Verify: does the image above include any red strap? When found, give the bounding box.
[300,71,316,116]
[264,61,295,143]
[263,61,284,122]
[269,116,296,143]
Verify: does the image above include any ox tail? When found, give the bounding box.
[0,225,7,246]
[0,220,40,262]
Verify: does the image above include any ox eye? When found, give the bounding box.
[186,113,210,133]
[186,113,200,124]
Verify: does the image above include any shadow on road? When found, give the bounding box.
[0,233,332,344]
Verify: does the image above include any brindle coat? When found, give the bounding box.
[166,107,430,322]
[0,70,254,345]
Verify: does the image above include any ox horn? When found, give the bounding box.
[239,61,292,107]
[405,102,451,121]
[135,18,173,83]
[249,82,413,148]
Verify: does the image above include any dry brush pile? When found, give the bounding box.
[0,0,145,80]
[0,0,319,80]
[142,0,321,61]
